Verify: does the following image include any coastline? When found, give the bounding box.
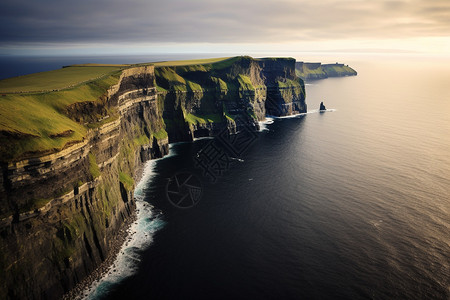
[67,157,166,299]
[62,210,137,300]
[62,158,151,299]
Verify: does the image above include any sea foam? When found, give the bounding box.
[82,155,169,299]
[259,117,274,131]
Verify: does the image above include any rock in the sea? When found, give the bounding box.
[319,101,326,111]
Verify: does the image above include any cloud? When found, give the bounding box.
[0,0,449,47]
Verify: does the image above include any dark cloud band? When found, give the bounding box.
[0,0,449,46]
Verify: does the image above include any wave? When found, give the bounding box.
[230,157,244,162]
[259,109,336,134]
[370,219,384,229]
[318,109,337,113]
[259,117,274,131]
[193,136,214,142]
[266,109,337,120]
[82,158,167,299]
[266,112,308,119]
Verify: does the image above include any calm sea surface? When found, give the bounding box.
[92,58,450,299]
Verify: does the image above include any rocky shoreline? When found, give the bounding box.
[62,210,137,300]
[62,154,154,299]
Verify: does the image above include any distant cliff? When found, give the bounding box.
[0,56,306,299]
[295,62,357,80]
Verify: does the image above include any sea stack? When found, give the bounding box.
[319,101,326,111]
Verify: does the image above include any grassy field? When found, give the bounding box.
[0,66,124,93]
[155,66,209,92]
[154,57,243,93]
[0,69,122,161]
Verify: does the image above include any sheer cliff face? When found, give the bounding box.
[259,58,306,116]
[0,57,306,299]
[0,66,168,299]
[157,56,306,142]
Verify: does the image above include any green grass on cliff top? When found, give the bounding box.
[0,66,124,93]
[0,68,122,162]
[154,67,206,92]
[154,57,249,92]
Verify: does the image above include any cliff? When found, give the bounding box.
[0,56,305,299]
[295,62,357,80]
[157,56,306,142]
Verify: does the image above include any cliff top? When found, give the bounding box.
[0,66,124,162]
[0,66,125,94]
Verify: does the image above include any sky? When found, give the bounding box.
[1,0,449,57]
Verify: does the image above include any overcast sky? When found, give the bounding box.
[1,0,449,56]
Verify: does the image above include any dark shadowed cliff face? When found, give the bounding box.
[157,56,306,142]
[0,57,306,299]
[260,58,306,116]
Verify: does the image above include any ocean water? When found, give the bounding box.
[84,56,447,299]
